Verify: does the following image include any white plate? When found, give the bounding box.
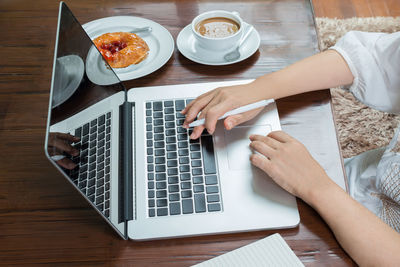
[83,16,174,81]
[177,23,260,65]
[52,55,84,107]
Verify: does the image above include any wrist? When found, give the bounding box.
[302,173,340,208]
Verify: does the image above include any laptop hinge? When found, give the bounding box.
[118,101,133,233]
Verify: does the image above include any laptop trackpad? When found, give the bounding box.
[224,125,272,171]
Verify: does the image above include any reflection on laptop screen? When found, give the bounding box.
[45,2,127,238]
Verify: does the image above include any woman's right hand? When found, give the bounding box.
[182,81,266,139]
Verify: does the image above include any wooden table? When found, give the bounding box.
[1,0,353,265]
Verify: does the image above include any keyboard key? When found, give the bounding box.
[146,124,152,131]
[156,181,167,189]
[190,144,200,151]
[182,199,194,214]
[75,127,82,138]
[193,185,204,193]
[167,168,178,175]
[179,157,189,164]
[168,176,179,184]
[153,112,163,119]
[168,184,179,193]
[165,121,175,128]
[180,165,190,172]
[147,156,154,163]
[149,209,155,217]
[178,134,187,140]
[146,110,152,116]
[177,127,187,133]
[180,173,190,181]
[156,173,166,181]
[208,203,221,212]
[206,186,219,194]
[178,142,188,149]
[146,102,151,109]
[156,190,167,198]
[157,208,168,216]
[181,190,192,198]
[205,175,218,185]
[167,160,178,167]
[179,149,189,156]
[165,114,174,121]
[193,176,203,184]
[148,199,155,208]
[148,182,154,189]
[201,135,217,174]
[166,136,176,143]
[194,194,206,213]
[175,100,185,111]
[98,115,105,126]
[190,152,201,159]
[157,199,167,207]
[192,168,203,176]
[147,140,153,147]
[155,157,165,164]
[154,134,164,141]
[146,117,152,123]
[155,149,165,156]
[166,144,176,151]
[82,123,89,136]
[166,129,176,136]
[176,112,185,119]
[148,190,155,198]
[164,100,173,107]
[164,107,174,114]
[207,194,220,203]
[169,202,181,215]
[167,152,177,159]
[153,101,162,111]
[181,181,191,190]
[169,193,180,201]
[191,160,202,167]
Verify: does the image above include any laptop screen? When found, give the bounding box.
[45,2,127,238]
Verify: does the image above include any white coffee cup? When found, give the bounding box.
[191,10,243,51]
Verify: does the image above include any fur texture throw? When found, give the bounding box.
[315,17,400,158]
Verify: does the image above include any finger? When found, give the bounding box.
[54,132,80,142]
[190,125,205,140]
[183,94,215,127]
[56,158,77,170]
[267,131,293,143]
[182,90,214,114]
[223,107,264,130]
[250,153,273,174]
[202,97,237,134]
[249,134,281,150]
[51,138,79,156]
[250,140,276,158]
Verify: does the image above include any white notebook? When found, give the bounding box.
[193,234,304,267]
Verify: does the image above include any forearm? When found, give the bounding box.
[308,179,400,266]
[250,49,354,100]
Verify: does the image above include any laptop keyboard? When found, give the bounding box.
[145,99,223,217]
[67,112,112,219]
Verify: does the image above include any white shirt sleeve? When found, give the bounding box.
[329,31,400,114]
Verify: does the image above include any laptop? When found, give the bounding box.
[45,2,299,240]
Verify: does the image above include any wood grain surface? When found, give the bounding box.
[3,0,396,265]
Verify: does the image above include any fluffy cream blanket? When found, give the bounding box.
[315,17,400,158]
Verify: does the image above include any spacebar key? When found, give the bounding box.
[201,135,216,174]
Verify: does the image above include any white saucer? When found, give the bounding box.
[52,55,84,108]
[177,23,260,65]
[83,16,174,81]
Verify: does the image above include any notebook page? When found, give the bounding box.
[192,233,304,267]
